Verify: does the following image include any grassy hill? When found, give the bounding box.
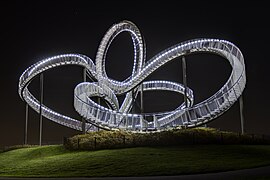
[1,145,270,177]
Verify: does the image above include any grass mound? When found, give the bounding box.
[0,144,38,153]
[65,128,269,150]
[1,145,270,177]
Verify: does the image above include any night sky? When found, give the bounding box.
[1,1,270,147]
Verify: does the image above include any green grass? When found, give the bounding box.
[1,145,270,177]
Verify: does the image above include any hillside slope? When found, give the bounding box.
[1,145,270,177]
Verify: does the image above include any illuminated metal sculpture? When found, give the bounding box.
[18,20,246,133]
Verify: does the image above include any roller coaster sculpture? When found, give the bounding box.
[18,21,246,132]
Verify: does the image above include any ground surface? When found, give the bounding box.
[0,145,270,177]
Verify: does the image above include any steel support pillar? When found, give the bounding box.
[182,56,188,108]
[140,84,144,113]
[82,68,86,134]
[24,103,28,145]
[140,116,144,131]
[153,115,159,129]
[132,90,136,114]
[97,96,100,131]
[182,56,190,123]
[39,73,44,146]
[239,95,245,134]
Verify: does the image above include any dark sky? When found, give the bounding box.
[1,1,270,147]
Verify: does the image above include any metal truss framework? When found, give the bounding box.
[18,20,246,132]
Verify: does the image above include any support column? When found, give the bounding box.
[182,56,188,108]
[97,96,100,132]
[82,68,86,134]
[182,56,190,123]
[140,84,144,113]
[140,116,144,131]
[239,95,245,134]
[132,90,136,114]
[24,103,28,145]
[153,115,159,129]
[39,73,44,146]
